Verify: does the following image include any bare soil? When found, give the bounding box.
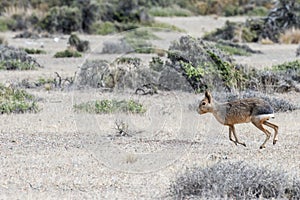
[0,16,299,199]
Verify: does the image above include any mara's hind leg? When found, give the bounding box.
[252,120,271,149]
[263,121,279,145]
[229,125,246,147]
[228,126,237,145]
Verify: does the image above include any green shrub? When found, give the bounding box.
[243,60,300,94]
[74,99,146,114]
[215,43,250,56]
[170,161,300,199]
[125,29,160,40]
[0,17,8,32]
[271,60,300,72]
[223,4,238,17]
[145,21,185,32]
[149,6,193,17]
[54,49,81,58]
[0,45,41,70]
[0,60,36,70]
[124,29,159,54]
[23,48,46,54]
[68,33,90,52]
[247,6,269,16]
[91,21,116,35]
[40,6,82,34]
[167,35,245,92]
[0,84,39,114]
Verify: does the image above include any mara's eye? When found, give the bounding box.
[201,102,206,106]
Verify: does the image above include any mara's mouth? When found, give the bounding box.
[198,110,205,115]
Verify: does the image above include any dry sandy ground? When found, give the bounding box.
[0,16,300,199]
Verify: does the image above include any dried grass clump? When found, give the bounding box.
[170,161,300,199]
[279,28,300,44]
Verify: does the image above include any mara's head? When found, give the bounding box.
[198,91,213,115]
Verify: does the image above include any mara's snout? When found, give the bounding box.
[198,109,204,115]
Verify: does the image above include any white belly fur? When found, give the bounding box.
[257,113,274,120]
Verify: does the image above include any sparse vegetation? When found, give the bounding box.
[149,6,192,17]
[0,59,36,70]
[0,45,41,70]
[102,29,159,54]
[115,120,130,137]
[271,60,300,72]
[279,28,300,44]
[116,57,141,66]
[149,56,164,72]
[215,43,251,56]
[0,84,39,114]
[92,21,116,35]
[68,33,90,52]
[167,35,245,92]
[23,48,46,54]
[40,6,82,34]
[74,99,146,114]
[170,161,300,199]
[54,49,81,58]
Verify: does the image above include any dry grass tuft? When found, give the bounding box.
[279,28,300,44]
[260,37,274,45]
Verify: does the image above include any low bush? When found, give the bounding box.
[23,48,46,54]
[246,6,269,16]
[0,17,8,31]
[170,161,300,199]
[244,60,300,93]
[0,84,39,114]
[68,33,90,52]
[215,43,251,56]
[279,28,300,44]
[91,21,116,35]
[0,45,41,70]
[149,56,164,72]
[167,35,245,92]
[149,6,193,17]
[74,99,146,114]
[54,49,81,58]
[145,21,185,32]
[102,29,159,54]
[40,6,82,34]
[0,60,36,70]
[115,57,141,66]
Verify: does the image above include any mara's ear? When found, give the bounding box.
[205,90,212,103]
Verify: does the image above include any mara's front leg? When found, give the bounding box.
[229,125,246,147]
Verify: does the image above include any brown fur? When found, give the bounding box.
[198,91,279,149]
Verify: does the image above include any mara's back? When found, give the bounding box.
[223,98,274,125]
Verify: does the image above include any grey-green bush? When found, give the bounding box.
[0,45,41,70]
[167,35,244,92]
[170,161,300,199]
